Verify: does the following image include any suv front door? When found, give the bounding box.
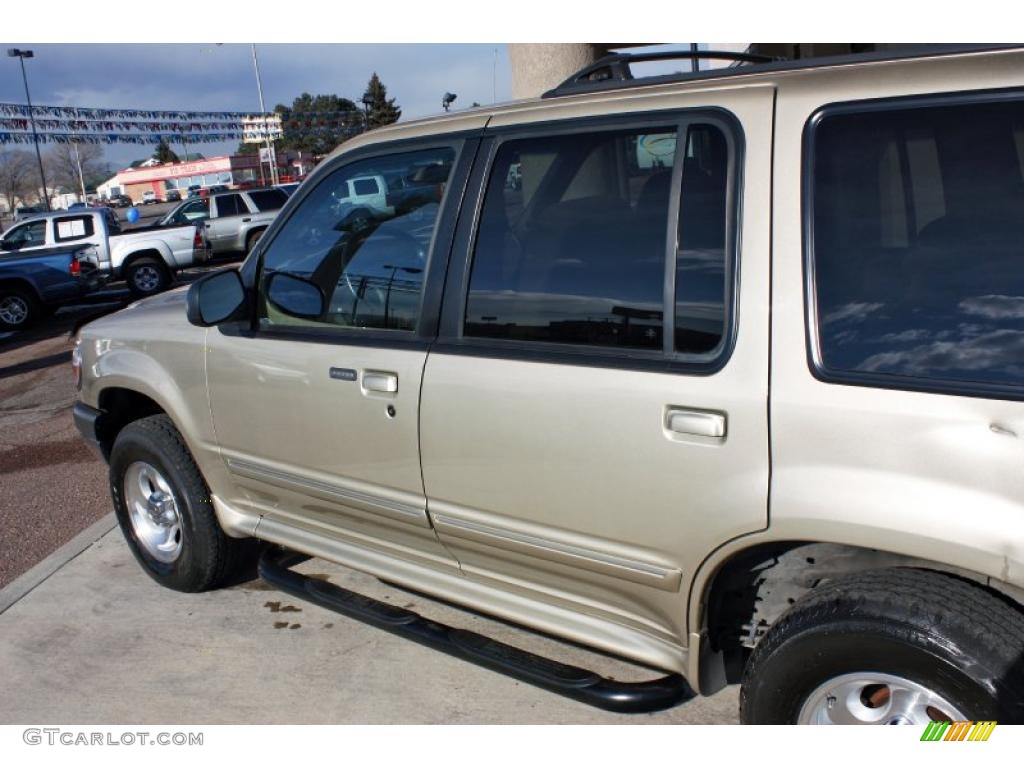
[420,90,774,662]
[205,139,475,572]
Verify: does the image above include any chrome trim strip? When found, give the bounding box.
[226,457,425,522]
[432,513,677,581]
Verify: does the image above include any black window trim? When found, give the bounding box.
[53,215,94,243]
[436,107,745,376]
[228,131,482,348]
[803,86,1024,402]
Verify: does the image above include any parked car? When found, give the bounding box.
[166,190,182,203]
[107,194,133,209]
[67,202,90,211]
[72,46,1024,725]
[186,185,202,199]
[141,190,160,205]
[0,207,209,298]
[158,187,288,255]
[0,242,104,330]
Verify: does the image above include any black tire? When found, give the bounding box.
[740,568,1024,724]
[245,228,265,255]
[125,257,171,298]
[109,414,255,592]
[0,284,40,331]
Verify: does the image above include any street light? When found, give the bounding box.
[251,44,278,187]
[361,92,373,132]
[7,48,51,211]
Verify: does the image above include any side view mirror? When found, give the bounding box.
[265,272,325,319]
[186,268,248,327]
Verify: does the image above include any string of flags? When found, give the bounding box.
[0,102,367,145]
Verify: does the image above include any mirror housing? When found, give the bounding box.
[186,268,248,327]
[265,272,325,320]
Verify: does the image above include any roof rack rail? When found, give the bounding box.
[541,44,1024,100]
[544,49,783,98]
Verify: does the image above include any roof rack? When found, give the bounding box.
[541,44,1023,100]
[544,49,782,98]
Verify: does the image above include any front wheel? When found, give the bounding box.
[109,414,256,592]
[740,568,1024,724]
[126,258,171,298]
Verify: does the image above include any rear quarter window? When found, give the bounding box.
[809,94,1024,394]
[247,189,288,211]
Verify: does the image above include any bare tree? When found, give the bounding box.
[45,142,106,198]
[0,149,38,212]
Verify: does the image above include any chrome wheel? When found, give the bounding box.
[131,264,162,293]
[0,294,29,326]
[798,672,967,725]
[123,461,182,563]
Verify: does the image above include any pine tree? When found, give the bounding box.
[276,93,362,156]
[362,73,401,130]
[154,140,179,164]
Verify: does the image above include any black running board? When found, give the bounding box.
[258,547,693,713]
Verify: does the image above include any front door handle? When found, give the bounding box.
[666,408,726,438]
[362,371,398,394]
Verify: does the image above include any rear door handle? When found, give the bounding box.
[242,217,252,223]
[362,371,398,394]
[666,408,726,438]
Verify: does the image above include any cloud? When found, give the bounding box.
[959,294,1024,320]
[859,328,1024,377]
[822,301,883,326]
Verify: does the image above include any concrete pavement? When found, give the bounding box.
[0,526,738,724]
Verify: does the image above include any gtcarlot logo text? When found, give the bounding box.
[23,729,203,746]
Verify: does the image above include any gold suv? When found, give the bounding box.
[73,45,1024,724]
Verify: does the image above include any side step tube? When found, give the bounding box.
[258,547,693,714]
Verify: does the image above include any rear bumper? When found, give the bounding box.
[72,402,106,461]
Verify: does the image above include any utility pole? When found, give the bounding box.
[72,141,86,202]
[251,44,278,186]
[8,48,51,211]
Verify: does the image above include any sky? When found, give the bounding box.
[0,44,513,171]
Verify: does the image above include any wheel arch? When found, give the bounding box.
[689,536,1024,696]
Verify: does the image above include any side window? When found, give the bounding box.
[811,97,1024,390]
[247,189,288,211]
[464,122,732,355]
[174,199,209,223]
[258,147,455,333]
[216,194,244,218]
[54,215,95,242]
[3,220,47,249]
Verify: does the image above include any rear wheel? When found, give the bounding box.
[245,228,265,255]
[110,414,256,592]
[0,285,40,331]
[740,568,1024,724]
[126,257,170,297]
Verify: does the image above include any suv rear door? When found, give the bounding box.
[419,87,774,658]
[205,135,477,573]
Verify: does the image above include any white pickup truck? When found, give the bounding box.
[0,207,209,297]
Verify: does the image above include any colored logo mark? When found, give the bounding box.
[921,721,996,741]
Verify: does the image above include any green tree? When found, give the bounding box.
[153,139,179,164]
[362,73,401,130]
[275,93,362,156]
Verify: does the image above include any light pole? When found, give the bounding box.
[361,92,373,132]
[7,48,51,211]
[251,44,278,186]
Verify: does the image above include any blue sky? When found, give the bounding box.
[0,44,513,170]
